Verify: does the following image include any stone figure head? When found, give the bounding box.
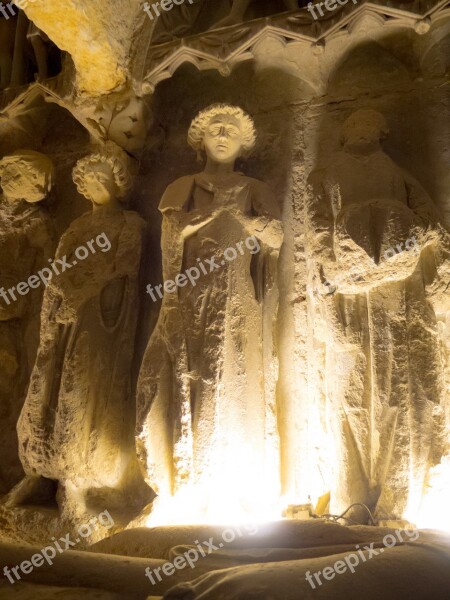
[72,141,133,206]
[188,103,256,165]
[341,109,389,151]
[0,150,54,203]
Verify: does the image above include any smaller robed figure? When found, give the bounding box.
[14,142,146,516]
[0,150,54,494]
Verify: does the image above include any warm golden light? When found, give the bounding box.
[145,435,283,526]
[145,488,283,527]
[404,457,450,533]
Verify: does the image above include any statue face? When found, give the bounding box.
[203,114,244,164]
[81,163,117,206]
[343,118,383,150]
[0,161,47,203]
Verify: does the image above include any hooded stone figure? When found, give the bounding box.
[14,142,146,517]
[136,104,284,522]
[306,109,448,523]
[0,150,54,494]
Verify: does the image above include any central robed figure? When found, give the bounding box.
[136,104,284,522]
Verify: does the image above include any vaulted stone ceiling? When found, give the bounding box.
[18,0,449,95]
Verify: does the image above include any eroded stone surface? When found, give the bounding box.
[0,6,449,596]
[19,0,143,94]
[136,104,283,522]
[305,108,449,520]
[0,150,54,494]
[14,142,147,519]
[162,543,450,600]
[1,522,448,599]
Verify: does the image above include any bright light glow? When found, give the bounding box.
[145,489,208,527]
[404,456,450,533]
[146,433,283,526]
[146,488,283,527]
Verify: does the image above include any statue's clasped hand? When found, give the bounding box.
[314,265,337,297]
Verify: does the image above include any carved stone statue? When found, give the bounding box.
[13,142,146,517]
[137,104,283,521]
[0,150,54,494]
[306,109,448,522]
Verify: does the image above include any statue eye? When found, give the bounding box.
[227,127,239,137]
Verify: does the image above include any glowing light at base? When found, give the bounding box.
[403,456,450,533]
[145,487,283,527]
[145,431,284,526]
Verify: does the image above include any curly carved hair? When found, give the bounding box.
[0,149,54,194]
[188,104,257,157]
[72,141,133,200]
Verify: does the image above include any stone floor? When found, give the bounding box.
[0,521,449,599]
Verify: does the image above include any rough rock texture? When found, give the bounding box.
[19,0,144,94]
[305,107,449,520]
[0,0,449,596]
[162,545,450,600]
[0,151,54,494]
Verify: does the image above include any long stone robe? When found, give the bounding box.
[137,173,282,519]
[18,207,145,490]
[0,199,52,493]
[306,148,446,519]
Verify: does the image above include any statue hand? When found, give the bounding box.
[28,218,51,249]
[253,217,284,250]
[436,223,450,248]
[53,299,77,324]
[182,210,215,238]
[229,213,284,250]
[313,264,338,296]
